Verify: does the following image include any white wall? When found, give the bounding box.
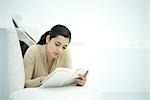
[0,0,149,98]
[0,0,147,48]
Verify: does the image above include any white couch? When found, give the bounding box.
[7,28,101,100]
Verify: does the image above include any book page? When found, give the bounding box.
[40,67,75,88]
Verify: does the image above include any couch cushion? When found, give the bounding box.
[7,29,25,92]
[10,86,100,100]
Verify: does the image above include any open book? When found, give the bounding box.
[40,67,88,88]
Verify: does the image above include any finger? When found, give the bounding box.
[77,78,86,84]
[76,79,85,86]
[84,70,88,77]
[76,75,87,81]
[76,75,86,81]
[78,74,84,79]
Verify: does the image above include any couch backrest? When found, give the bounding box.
[15,28,36,57]
[7,29,25,93]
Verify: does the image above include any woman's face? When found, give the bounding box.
[46,35,70,59]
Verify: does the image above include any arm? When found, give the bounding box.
[23,46,41,87]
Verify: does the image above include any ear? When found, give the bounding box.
[46,35,50,44]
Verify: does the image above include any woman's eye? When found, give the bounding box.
[63,47,67,49]
[55,43,59,46]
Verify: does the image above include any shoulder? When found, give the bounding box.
[27,44,43,52]
[25,44,43,56]
[27,44,40,50]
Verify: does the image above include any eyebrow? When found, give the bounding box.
[56,41,68,47]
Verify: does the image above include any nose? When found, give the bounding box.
[57,47,62,54]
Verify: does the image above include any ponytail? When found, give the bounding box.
[37,24,71,45]
[37,31,50,45]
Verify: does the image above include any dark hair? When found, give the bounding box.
[37,24,71,45]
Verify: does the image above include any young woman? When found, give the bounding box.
[24,24,88,87]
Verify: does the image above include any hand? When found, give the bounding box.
[75,70,88,86]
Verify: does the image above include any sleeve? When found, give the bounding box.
[23,45,41,87]
[58,48,72,68]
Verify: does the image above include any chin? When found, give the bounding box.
[53,55,59,58]
[52,53,60,58]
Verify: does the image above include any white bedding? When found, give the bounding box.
[10,86,100,100]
